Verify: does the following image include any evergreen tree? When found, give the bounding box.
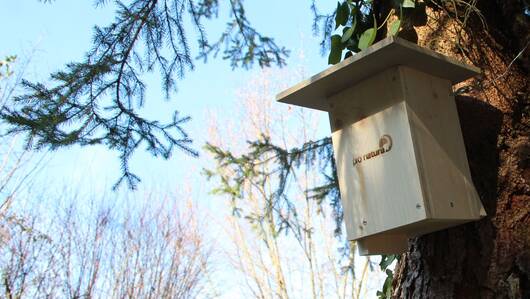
[2,0,289,189]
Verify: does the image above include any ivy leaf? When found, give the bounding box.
[381,269,394,298]
[341,14,357,42]
[335,1,350,29]
[341,27,354,43]
[358,28,377,50]
[402,0,415,8]
[389,20,401,36]
[379,254,397,270]
[328,35,344,64]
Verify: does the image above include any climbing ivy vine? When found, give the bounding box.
[327,0,425,64]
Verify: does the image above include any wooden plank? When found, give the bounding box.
[357,234,408,256]
[276,36,480,112]
[401,66,485,220]
[331,101,426,240]
[328,67,403,133]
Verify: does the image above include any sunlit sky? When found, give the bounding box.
[2,1,333,192]
[2,1,388,297]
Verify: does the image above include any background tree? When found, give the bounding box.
[205,68,387,298]
[0,56,48,220]
[0,190,214,298]
[0,58,215,298]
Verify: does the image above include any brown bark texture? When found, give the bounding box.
[391,1,530,298]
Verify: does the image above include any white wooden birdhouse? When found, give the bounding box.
[276,37,486,256]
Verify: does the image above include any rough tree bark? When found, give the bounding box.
[391,1,529,298]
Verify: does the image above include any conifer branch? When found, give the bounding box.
[2,0,289,189]
[205,136,345,237]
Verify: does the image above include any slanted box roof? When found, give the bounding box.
[276,37,480,112]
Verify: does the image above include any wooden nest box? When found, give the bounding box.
[276,37,486,256]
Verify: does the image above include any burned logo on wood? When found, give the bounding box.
[352,134,393,166]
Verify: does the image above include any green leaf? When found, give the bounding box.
[358,28,377,50]
[379,254,396,270]
[341,15,357,42]
[328,35,343,65]
[341,27,354,43]
[334,2,341,29]
[402,0,415,8]
[335,1,349,29]
[389,20,401,36]
[382,269,394,298]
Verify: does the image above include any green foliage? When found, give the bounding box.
[335,1,350,29]
[3,0,288,189]
[376,269,394,298]
[328,35,344,64]
[376,254,399,298]
[200,0,290,69]
[315,0,430,64]
[358,27,377,50]
[204,136,346,237]
[388,19,401,36]
[341,15,357,43]
[379,254,397,270]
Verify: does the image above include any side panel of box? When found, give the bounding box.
[331,101,427,240]
[400,66,485,220]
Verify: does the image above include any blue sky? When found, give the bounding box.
[1,0,334,192]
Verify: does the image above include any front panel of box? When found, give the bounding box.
[331,101,427,240]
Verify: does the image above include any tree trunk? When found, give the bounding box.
[392,1,529,298]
